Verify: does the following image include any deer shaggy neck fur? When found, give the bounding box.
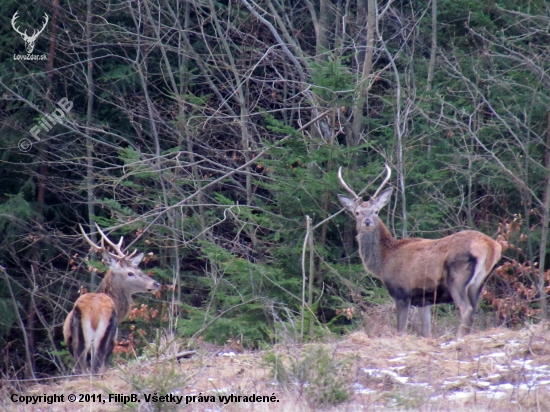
[357,221,419,278]
[358,228,383,276]
[98,270,131,322]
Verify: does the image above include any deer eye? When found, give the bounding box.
[355,212,359,216]
[128,272,134,277]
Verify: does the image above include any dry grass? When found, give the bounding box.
[3,323,550,411]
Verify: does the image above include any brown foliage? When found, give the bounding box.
[484,215,550,326]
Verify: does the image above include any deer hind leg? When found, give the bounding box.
[70,307,87,374]
[91,310,118,374]
[466,254,489,311]
[447,257,478,338]
[463,254,489,334]
[449,288,473,338]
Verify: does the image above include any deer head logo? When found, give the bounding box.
[11,11,49,54]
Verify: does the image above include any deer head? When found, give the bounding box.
[79,223,159,299]
[12,11,49,54]
[337,165,393,231]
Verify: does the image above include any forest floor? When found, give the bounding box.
[3,322,550,411]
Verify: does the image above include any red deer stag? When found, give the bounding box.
[63,224,160,373]
[338,166,501,338]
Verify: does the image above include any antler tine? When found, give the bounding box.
[116,236,124,252]
[79,224,103,252]
[337,166,359,200]
[127,249,139,259]
[372,164,392,199]
[94,223,126,259]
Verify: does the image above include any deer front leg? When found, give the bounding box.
[418,306,431,337]
[395,298,411,333]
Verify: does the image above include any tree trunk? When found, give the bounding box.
[426,0,437,91]
[538,110,550,321]
[350,0,376,146]
[85,0,98,287]
[355,0,368,66]
[316,0,332,62]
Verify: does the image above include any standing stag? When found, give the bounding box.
[63,224,160,374]
[337,166,501,338]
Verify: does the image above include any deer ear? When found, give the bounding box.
[102,251,120,269]
[338,195,356,211]
[373,188,393,209]
[130,252,144,266]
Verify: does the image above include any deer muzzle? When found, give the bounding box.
[148,281,161,292]
[363,218,374,227]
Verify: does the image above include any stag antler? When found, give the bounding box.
[337,166,359,200]
[79,223,139,260]
[372,164,392,199]
[338,164,392,200]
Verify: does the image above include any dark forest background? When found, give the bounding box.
[0,0,549,379]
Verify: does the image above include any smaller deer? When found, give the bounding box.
[63,224,159,374]
[338,165,501,338]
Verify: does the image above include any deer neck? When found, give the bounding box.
[97,271,132,323]
[357,222,394,277]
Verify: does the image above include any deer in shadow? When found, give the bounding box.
[63,224,160,373]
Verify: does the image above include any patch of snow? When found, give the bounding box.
[512,359,532,366]
[490,383,515,391]
[473,351,507,361]
[353,383,377,395]
[479,390,508,399]
[409,382,431,387]
[388,356,408,362]
[363,368,409,384]
[218,351,236,357]
[446,391,473,400]
[442,379,466,388]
